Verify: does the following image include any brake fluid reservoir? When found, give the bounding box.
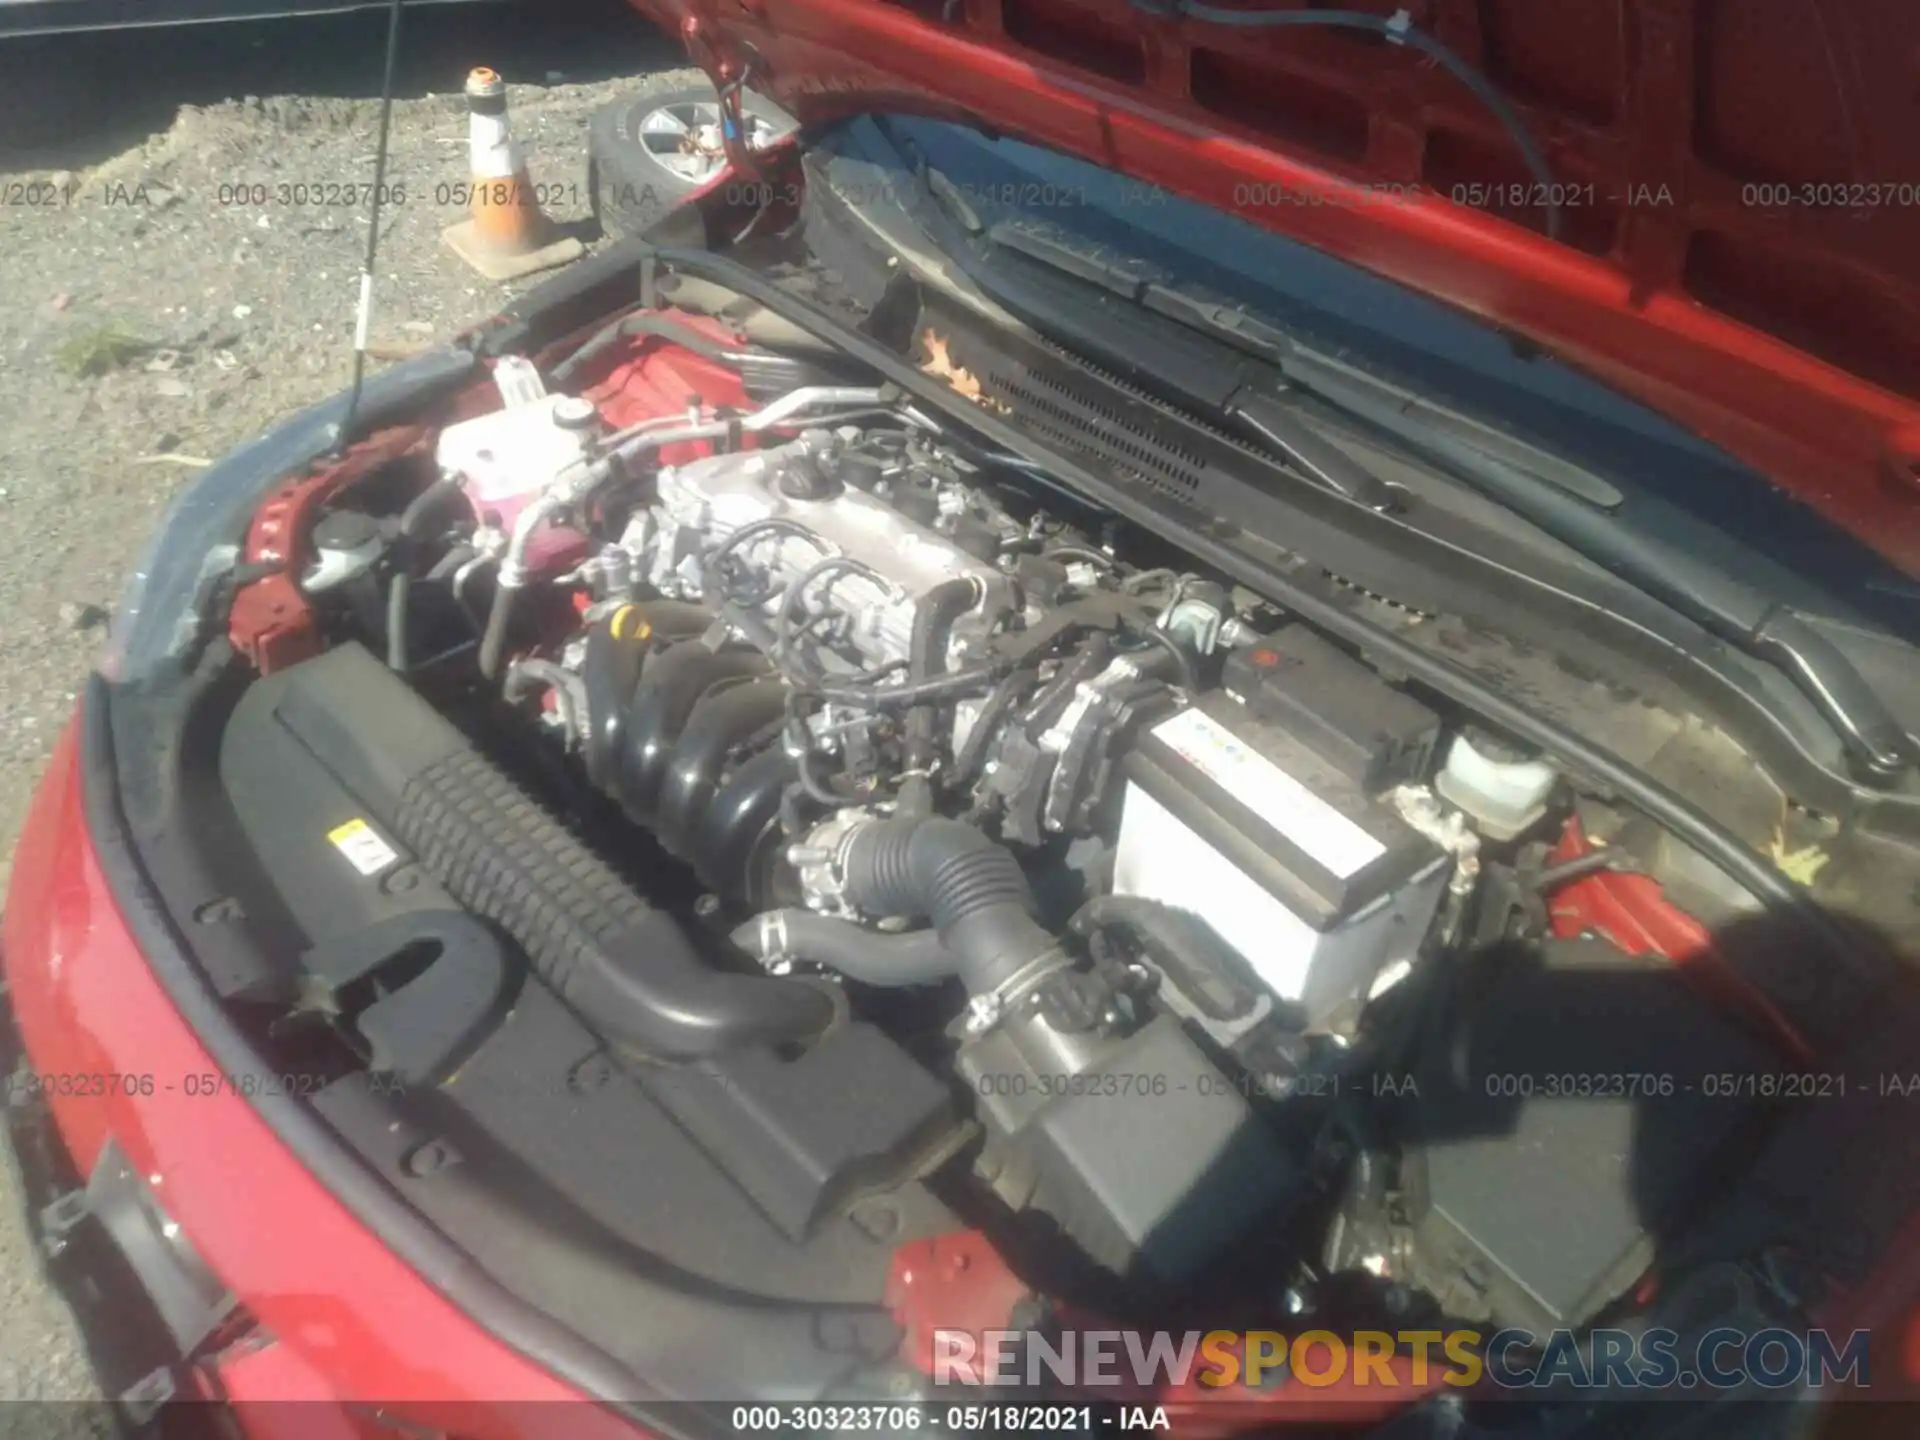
[1435,730,1558,840]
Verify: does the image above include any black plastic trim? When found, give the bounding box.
[75,678,682,1420]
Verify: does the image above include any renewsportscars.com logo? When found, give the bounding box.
[931,1327,1872,1394]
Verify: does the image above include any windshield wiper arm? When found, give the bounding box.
[1224,388,1401,512]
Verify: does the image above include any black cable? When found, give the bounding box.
[334,0,407,456]
[810,663,1007,709]
[1122,619,1200,690]
[950,666,1040,785]
[797,748,866,808]
[702,518,831,607]
[1136,2,1564,241]
[782,689,868,808]
[772,555,888,675]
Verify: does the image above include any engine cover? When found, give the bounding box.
[625,431,1021,669]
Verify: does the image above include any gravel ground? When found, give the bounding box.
[0,2,679,1414]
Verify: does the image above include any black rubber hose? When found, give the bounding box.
[477,582,516,682]
[1122,618,1200,690]
[654,678,788,858]
[387,477,468,673]
[618,643,772,822]
[903,577,982,779]
[732,911,961,987]
[840,816,1057,995]
[387,573,418,674]
[950,666,1037,787]
[385,731,834,1058]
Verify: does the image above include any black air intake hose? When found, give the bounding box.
[269,643,833,1060]
[839,817,1058,996]
[393,746,835,1058]
[901,578,983,789]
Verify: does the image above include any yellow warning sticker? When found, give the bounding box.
[326,817,400,877]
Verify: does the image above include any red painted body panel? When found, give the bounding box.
[635,0,1920,574]
[886,1232,1444,1424]
[0,721,633,1432]
[1543,816,1814,1064]
[582,313,753,432]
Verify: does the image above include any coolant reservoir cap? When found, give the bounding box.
[552,396,599,432]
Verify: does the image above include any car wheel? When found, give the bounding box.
[588,68,798,237]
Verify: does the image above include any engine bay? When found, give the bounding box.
[158,250,1920,1405]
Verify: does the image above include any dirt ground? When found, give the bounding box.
[0,1,680,1412]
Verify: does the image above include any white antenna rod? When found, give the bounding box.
[335,0,409,456]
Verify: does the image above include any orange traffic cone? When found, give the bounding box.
[442,67,584,281]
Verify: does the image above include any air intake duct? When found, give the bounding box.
[261,642,834,1058]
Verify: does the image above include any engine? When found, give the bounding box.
[395,371,1492,1288]
[268,356,1792,1333]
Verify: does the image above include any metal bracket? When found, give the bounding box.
[118,1367,175,1427]
[38,1187,89,1258]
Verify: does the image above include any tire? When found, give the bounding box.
[588,67,798,237]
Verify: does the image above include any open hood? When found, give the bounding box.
[634,0,1920,575]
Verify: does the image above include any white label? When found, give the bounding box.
[327,817,400,877]
[1152,707,1386,878]
[1115,784,1321,998]
[469,113,522,179]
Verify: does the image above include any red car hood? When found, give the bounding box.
[635,0,1920,575]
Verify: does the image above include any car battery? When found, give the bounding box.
[1112,692,1448,1028]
